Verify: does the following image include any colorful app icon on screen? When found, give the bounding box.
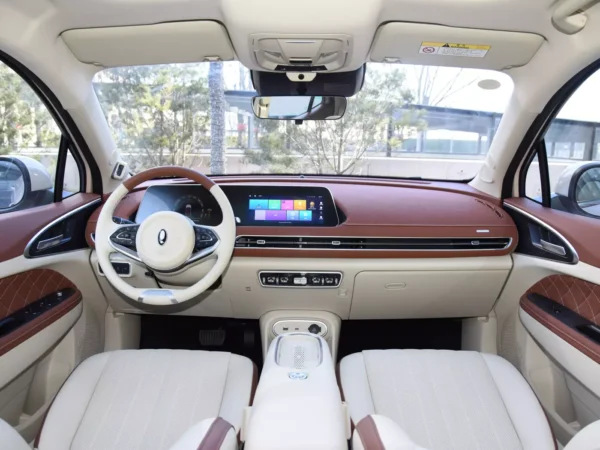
[281,200,294,210]
[287,210,300,221]
[294,200,307,210]
[254,210,266,220]
[249,199,269,210]
[299,210,312,221]
[268,199,281,210]
[266,210,285,220]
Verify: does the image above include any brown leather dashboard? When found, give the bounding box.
[86,176,518,258]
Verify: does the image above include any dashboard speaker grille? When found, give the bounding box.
[235,236,511,250]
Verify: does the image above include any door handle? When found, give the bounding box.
[36,234,65,251]
[533,239,567,256]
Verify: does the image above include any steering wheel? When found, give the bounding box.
[95,167,236,305]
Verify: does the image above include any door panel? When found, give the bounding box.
[0,193,99,263]
[0,269,82,358]
[525,275,600,327]
[505,197,600,268]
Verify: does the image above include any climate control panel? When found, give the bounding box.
[258,271,342,288]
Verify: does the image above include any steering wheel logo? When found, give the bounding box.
[158,229,167,246]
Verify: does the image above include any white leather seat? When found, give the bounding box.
[340,350,555,450]
[37,349,255,450]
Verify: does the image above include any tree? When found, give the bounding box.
[94,65,210,172]
[208,62,226,174]
[244,118,296,173]
[294,68,415,174]
[409,66,477,152]
[0,63,32,154]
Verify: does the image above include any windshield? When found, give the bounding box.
[93,62,513,180]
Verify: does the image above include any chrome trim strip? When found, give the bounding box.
[138,289,177,304]
[503,202,579,265]
[236,235,512,252]
[258,270,343,288]
[24,198,102,258]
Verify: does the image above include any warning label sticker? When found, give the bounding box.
[419,42,490,58]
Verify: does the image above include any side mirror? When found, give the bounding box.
[0,157,30,212]
[555,162,600,217]
[252,96,347,120]
[574,165,600,216]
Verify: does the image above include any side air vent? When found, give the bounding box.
[235,236,511,250]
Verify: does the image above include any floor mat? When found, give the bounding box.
[139,315,263,369]
[337,318,462,362]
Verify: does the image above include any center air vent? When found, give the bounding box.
[235,236,511,250]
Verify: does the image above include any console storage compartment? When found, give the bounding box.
[243,334,349,450]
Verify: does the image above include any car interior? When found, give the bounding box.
[2,0,600,449]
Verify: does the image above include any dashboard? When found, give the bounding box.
[87,176,520,321]
[135,185,340,227]
[87,176,519,259]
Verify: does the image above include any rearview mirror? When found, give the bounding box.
[251,96,347,120]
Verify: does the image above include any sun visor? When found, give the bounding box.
[370,23,544,70]
[61,21,235,67]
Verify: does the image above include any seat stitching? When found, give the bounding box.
[448,353,481,450]
[217,353,232,419]
[69,355,113,450]
[481,355,524,450]
[407,353,432,448]
[189,352,207,428]
[112,351,152,448]
[85,354,134,450]
[156,351,177,449]
[159,352,189,449]
[466,355,506,450]
[424,352,454,449]
[360,352,377,418]
[137,351,170,450]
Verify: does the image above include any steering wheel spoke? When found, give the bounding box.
[109,224,142,262]
[190,224,220,263]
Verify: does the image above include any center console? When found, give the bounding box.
[242,333,350,450]
[259,310,342,362]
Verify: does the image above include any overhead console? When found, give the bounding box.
[250,33,351,72]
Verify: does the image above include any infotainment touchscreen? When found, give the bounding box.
[220,185,339,227]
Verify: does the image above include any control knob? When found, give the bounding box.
[308,324,322,335]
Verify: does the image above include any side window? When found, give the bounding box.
[524,154,543,202]
[525,70,600,217]
[0,61,81,213]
